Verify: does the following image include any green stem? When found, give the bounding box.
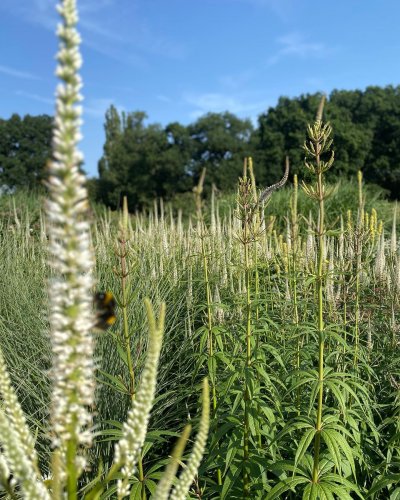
[243,211,252,498]
[195,172,222,487]
[291,176,301,411]
[138,457,147,500]
[342,293,347,371]
[120,249,146,499]
[118,200,144,498]
[66,434,78,500]
[201,233,221,487]
[120,241,135,399]
[312,170,325,484]
[202,236,216,410]
[353,251,361,369]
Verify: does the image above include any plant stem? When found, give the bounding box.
[312,152,326,484]
[138,457,147,500]
[66,435,78,500]
[119,228,135,399]
[118,197,146,497]
[353,250,361,369]
[237,165,255,498]
[194,169,222,487]
[243,209,252,498]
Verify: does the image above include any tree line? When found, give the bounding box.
[1,85,400,207]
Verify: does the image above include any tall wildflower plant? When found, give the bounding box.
[46,0,95,494]
[301,116,335,489]
[192,169,223,487]
[114,196,136,401]
[193,169,216,412]
[267,107,364,499]
[236,157,288,497]
[236,158,260,497]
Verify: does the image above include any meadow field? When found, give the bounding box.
[1,155,400,498]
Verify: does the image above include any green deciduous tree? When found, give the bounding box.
[97,107,192,210]
[253,86,400,197]
[189,112,254,192]
[0,114,53,190]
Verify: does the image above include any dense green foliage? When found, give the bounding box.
[96,107,254,210]
[96,108,194,210]
[254,86,400,193]
[1,167,400,497]
[96,85,400,208]
[0,114,53,191]
[3,85,400,208]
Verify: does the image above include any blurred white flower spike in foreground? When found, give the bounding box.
[46,0,95,491]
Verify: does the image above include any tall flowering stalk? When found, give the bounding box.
[236,158,288,497]
[46,0,95,494]
[113,300,165,498]
[193,168,222,486]
[302,116,335,485]
[0,350,50,499]
[171,378,210,500]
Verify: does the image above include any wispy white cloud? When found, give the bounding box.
[82,36,148,69]
[80,14,187,61]
[15,91,120,120]
[218,69,256,90]
[156,95,172,104]
[1,0,186,65]
[16,90,53,105]
[226,0,294,21]
[0,65,40,81]
[184,92,270,121]
[10,0,56,30]
[84,97,122,119]
[268,33,328,65]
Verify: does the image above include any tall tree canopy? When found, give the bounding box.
[253,85,400,196]
[97,85,400,208]
[97,107,193,210]
[3,85,400,204]
[0,114,53,191]
[97,108,254,209]
[188,112,254,191]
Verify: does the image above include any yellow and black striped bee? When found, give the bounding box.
[94,291,117,331]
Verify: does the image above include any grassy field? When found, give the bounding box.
[1,157,400,498]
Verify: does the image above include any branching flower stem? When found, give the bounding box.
[313,161,326,484]
[238,158,288,496]
[236,161,255,498]
[302,114,335,484]
[290,175,302,411]
[116,196,136,400]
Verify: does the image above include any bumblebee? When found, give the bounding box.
[94,291,117,331]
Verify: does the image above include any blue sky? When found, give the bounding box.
[1,0,399,177]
